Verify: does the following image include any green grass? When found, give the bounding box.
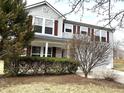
[114,59,124,71]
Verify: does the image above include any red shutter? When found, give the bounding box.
[62,23,64,32]
[91,28,94,41]
[107,31,109,43]
[54,20,58,36]
[77,26,80,34]
[73,25,76,34]
[88,28,90,36]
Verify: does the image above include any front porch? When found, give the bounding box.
[29,38,70,58]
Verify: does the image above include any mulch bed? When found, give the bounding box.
[0,74,124,89]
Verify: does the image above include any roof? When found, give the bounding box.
[26,0,66,19]
[34,34,69,42]
[64,20,115,32]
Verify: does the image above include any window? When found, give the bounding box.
[101,37,106,42]
[95,29,100,41]
[64,23,73,33]
[66,29,72,32]
[81,31,87,34]
[34,17,43,33]
[32,46,41,56]
[43,47,53,57]
[45,19,53,35]
[80,26,88,34]
[101,30,107,42]
[34,25,42,33]
[95,36,100,41]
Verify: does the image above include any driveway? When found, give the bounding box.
[114,70,124,84]
[77,69,124,84]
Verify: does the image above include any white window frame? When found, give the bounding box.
[80,26,88,34]
[101,30,107,42]
[33,16,44,35]
[33,16,55,36]
[64,23,73,34]
[44,18,54,36]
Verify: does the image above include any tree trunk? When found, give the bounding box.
[84,73,88,78]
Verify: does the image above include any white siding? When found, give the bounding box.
[28,5,64,37]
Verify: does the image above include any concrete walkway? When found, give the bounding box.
[0,60,4,75]
[114,70,124,84]
[76,69,124,84]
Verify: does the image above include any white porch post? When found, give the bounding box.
[100,30,102,42]
[40,46,43,57]
[45,42,48,57]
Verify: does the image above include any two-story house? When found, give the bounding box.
[26,1,114,68]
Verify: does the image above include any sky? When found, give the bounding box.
[26,0,124,42]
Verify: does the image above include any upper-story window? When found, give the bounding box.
[64,23,73,33]
[66,29,72,32]
[34,17,43,33]
[80,26,88,34]
[101,30,107,42]
[95,29,100,41]
[45,19,54,35]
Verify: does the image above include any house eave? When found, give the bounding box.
[34,35,69,42]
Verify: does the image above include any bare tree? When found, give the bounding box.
[113,40,121,59]
[69,35,111,78]
[113,40,124,59]
[58,0,124,28]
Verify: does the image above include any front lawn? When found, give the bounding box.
[0,75,124,93]
[114,59,124,71]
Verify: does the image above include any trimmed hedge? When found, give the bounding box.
[4,57,79,76]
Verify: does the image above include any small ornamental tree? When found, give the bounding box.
[0,0,34,74]
[69,35,111,78]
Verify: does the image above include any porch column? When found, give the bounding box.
[45,42,48,57]
[100,30,102,42]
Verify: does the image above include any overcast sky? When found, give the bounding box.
[26,0,124,41]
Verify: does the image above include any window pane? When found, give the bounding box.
[45,19,53,28]
[43,47,52,57]
[34,25,42,33]
[81,31,87,34]
[102,37,106,42]
[45,19,53,34]
[48,48,52,54]
[32,46,41,56]
[80,26,88,33]
[45,27,53,34]
[66,29,72,32]
[34,17,43,26]
[95,36,100,41]
[95,30,100,36]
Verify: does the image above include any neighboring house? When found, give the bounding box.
[26,1,114,68]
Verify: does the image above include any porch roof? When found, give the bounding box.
[34,35,69,42]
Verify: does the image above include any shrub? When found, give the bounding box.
[4,57,79,76]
